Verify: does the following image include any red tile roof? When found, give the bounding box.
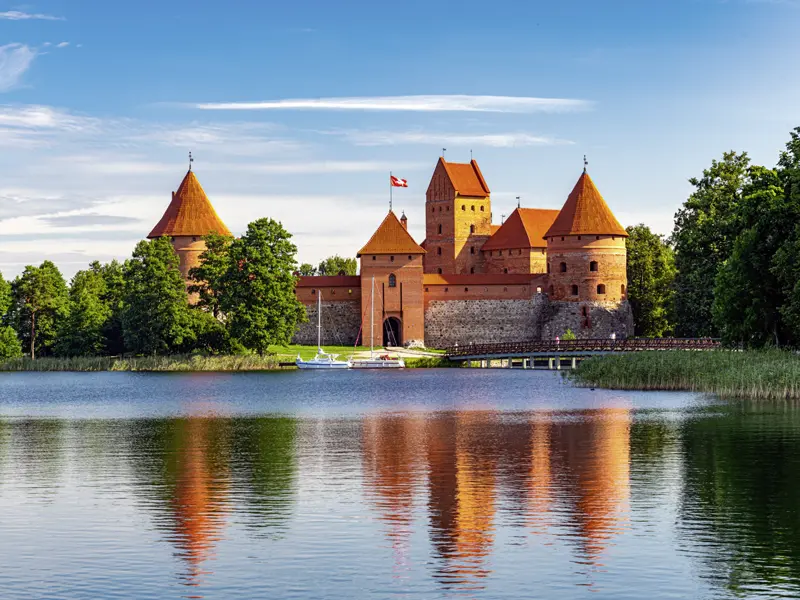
[440,158,490,197]
[544,171,627,238]
[423,273,545,286]
[148,170,232,238]
[357,211,426,256]
[296,275,361,287]
[482,208,560,250]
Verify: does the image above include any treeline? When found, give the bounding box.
[625,126,800,347]
[0,218,306,361]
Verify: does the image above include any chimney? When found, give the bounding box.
[400,211,408,230]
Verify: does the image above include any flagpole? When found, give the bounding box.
[389,171,393,212]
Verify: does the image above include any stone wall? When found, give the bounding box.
[540,300,634,340]
[292,300,362,346]
[424,295,550,347]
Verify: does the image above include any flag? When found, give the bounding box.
[390,175,408,188]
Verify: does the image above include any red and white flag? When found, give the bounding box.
[390,175,408,188]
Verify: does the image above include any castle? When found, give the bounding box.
[149,158,633,348]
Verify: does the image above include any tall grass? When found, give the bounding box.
[571,350,800,399]
[404,356,462,368]
[0,354,285,372]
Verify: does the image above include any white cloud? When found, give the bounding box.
[194,94,593,113]
[56,42,69,48]
[0,44,37,92]
[0,11,63,21]
[223,160,427,174]
[329,130,574,147]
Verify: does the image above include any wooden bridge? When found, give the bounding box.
[443,338,721,369]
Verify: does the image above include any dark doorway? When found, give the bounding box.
[383,317,402,347]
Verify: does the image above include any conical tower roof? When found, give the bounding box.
[148,170,232,238]
[357,211,425,257]
[544,171,627,238]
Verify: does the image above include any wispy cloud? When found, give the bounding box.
[224,160,427,174]
[0,10,64,21]
[329,130,574,147]
[56,42,69,48]
[0,44,37,92]
[194,94,593,113]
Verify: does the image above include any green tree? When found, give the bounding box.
[298,263,316,277]
[712,167,790,346]
[671,152,750,337]
[56,262,112,356]
[99,260,127,355]
[121,238,194,355]
[0,270,11,319]
[0,325,22,361]
[317,255,357,276]
[626,224,676,337]
[220,218,306,354]
[10,261,69,358]
[188,233,234,318]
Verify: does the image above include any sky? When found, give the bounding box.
[0,0,798,279]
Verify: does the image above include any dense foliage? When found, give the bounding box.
[0,218,304,359]
[297,254,358,277]
[625,224,676,337]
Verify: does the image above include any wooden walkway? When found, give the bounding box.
[444,338,721,369]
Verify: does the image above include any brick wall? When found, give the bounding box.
[546,235,627,302]
[292,300,362,346]
[540,300,634,340]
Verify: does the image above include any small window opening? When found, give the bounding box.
[571,284,579,296]
[437,247,442,256]
[578,236,582,240]
[471,205,475,211]
[590,261,598,272]
[561,237,565,241]
[621,284,626,295]
[560,262,567,273]
[437,268,442,274]
[596,236,600,240]
[372,256,376,261]
[438,224,442,234]
[470,224,475,234]
[389,274,397,288]
[390,255,395,262]
[444,287,449,292]
[504,268,508,274]
[462,205,466,211]
[480,206,484,212]
[470,246,475,255]
[470,267,475,274]
[547,263,551,273]
[597,284,606,294]
[464,287,469,292]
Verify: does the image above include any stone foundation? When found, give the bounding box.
[540,300,634,340]
[292,301,362,346]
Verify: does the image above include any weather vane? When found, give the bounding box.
[189,151,194,171]
[442,148,447,158]
[583,154,588,173]
[516,196,521,208]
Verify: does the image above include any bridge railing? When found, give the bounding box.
[443,338,721,358]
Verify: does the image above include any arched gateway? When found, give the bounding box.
[383,317,402,347]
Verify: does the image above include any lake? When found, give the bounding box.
[1,370,798,599]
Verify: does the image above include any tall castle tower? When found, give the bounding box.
[544,168,628,304]
[148,167,232,280]
[424,158,492,275]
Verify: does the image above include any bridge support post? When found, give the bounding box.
[556,357,561,370]
[571,357,577,369]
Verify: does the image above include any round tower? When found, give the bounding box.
[544,169,628,304]
[148,167,232,281]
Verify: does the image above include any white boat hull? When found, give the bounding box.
[296,359,351,369]
[351,359,405,369]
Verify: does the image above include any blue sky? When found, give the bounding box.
[0,0,798,278]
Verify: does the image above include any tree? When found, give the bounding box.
[121,238,194,355]
[56,262,114,356]
[298,263,316,277]
[671,152,750,337]
[317,255,357,276]
[0,270,11,319]
[188,233,234,318]
[220,218,306,354]
[10,261,69,358]
[625,224,676,337]
[99,260,127,355]
[0,325,22,361]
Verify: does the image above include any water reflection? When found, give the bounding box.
[1,399,800,599]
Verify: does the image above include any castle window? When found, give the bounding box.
[311,289,316,295]
[560,262,567,273]
[425,287,429,292]
[590,261,598,272]
[571,285,579,296]
[192,237,197,242]
[437,247,442,256]
[471,205,475,211]
[389,274,397,288]
[447,206,449,211]
[503,287,508,292]
[480,206,484,211]
[547,263,551,274]
[438,224,442,234]
[390,255,395,262]
[438,268,442,274]
[432,207,435,213]
[470,224,475,234]
[597,284,606,294]
[439,207,442,212]
[470,246,475,254]
[612,236,616,240]
[462,205,466,211]
[578,236,582,240]
[445,287,448,292]
[518,249,522,255]
[464,287,469,292]
[504,268,508,274]
[499,250,503,256]
[596,236,601,240]
[372,256,376,261]
[621,284,626,295]
[470,267,475,273]
[561,237,565,241]
[408,255,412,260]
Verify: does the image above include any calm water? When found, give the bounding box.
[1,370,799,599]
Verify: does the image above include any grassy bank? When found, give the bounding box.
[0,354,286,372]
[404,356,461,368]
[571,350,800,399]
[268,344,368,361]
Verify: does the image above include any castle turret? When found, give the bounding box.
[148,168,232,280]
[544,170,627,303]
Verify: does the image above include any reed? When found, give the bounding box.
[0,354,285,372]
[571,350,800,399]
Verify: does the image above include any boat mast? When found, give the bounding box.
[370,276,374,358]
[317,290,322,351]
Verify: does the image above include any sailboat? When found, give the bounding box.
[296,291,351,370]
[351,276,405,369]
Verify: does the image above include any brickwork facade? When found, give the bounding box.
[545,235,627,303]
[292,300,362,346]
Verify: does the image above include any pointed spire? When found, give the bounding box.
[544,171,627,238]
[148,168,232,238]
[357,211,424,256]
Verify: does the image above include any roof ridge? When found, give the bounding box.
[357,211,425,256]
